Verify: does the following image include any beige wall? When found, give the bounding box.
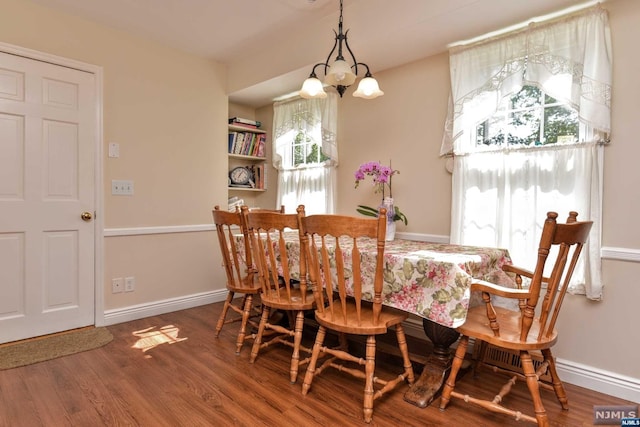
[0,0,229,310]
[3,0,638,386]
[337,52,452,235]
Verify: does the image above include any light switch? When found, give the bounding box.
[108,142,120,158]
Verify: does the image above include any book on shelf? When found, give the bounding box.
[233,132,245,154]
[251,165,258,190]
[228,133,235,153]
[250,163,266,190]
[228,117,261,128]
[229,121,259,130]
[239,133,251,156]
[244,133,256,156]
[261,164,267,189]
[237,134,247,155]
[228,132,242,154]
[255,134,266,157]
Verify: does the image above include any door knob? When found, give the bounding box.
[81,211,93,221]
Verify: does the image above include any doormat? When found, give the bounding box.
[0,327,113,370]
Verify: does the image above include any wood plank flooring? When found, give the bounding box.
[0,302,635,426]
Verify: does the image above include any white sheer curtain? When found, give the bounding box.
[272,93,338,215]
[442,6,612,300]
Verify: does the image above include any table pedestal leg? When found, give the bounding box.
[403,319,460,408]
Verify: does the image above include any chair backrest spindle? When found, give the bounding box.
[243,205,307,304]
[300,209,387,328]
[212,206,252,287]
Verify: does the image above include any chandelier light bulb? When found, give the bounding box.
[299,76,327,99]
[353,76,384,99]
[324,59,356,86]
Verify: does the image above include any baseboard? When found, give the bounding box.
[402,317,639,403]
[103,289,228,326]
[103,293,639,404]
[555,358,640,403]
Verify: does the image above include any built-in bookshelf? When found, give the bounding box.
[227,119,267,202]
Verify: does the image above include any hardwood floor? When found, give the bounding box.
[0,302,634,426]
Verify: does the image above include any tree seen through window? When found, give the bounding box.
[476,85,579,147]
[292,130,330,166]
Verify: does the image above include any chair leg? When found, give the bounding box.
[521,351,549,427]
[250,305,270,362]
[338,331,349,352]
[236,294,253,355]
[439,335,469,410]
[302,326,327,396]
[289,310,305,384]
[473,339,488,377]
[363,335,376,423]
[215,291,234,337]
[395,324,415,384]
[542,348,569,410]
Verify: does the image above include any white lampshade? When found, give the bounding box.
[352,76,384,99]
[299,77,327,99]
[324,59,356,86]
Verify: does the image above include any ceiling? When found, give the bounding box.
[28,0,597,108]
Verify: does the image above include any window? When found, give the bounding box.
[441,6,612,300]
[291,130,330,167]
[272,93,338,215]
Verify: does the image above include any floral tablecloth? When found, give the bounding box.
[236,232,514,328]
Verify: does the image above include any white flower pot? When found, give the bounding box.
[381,197,396,241]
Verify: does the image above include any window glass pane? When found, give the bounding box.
[477,116,506,146]
[291,131,329,166]
[511,86,541,109]
[292,131,306,166]
[507,109,541,145]
[474,85,578,148]
[543,105,579,144]
[305,143,329,164]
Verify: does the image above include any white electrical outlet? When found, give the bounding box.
[112,278,123,293]
[111,180,134,195]
[125,276,135,292]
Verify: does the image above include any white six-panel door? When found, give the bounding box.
[0,51,96,343]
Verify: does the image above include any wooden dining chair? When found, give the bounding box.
[299,209,415,424]
[211,205,283,354]
[243,205,316,383]
[439,211,593,427]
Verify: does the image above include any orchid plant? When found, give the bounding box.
[354,161,408,225]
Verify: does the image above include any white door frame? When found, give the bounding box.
[0,41,105,327]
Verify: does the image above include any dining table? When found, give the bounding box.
[235,231,515,407]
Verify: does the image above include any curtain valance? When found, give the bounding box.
[440,5,612,156]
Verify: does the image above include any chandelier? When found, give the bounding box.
[299,0,384,100]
